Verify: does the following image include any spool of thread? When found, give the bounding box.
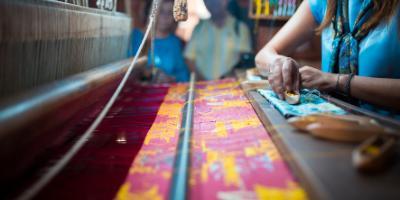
[255,0,262,16]
[173,0,188,22]
[264,0,270,16]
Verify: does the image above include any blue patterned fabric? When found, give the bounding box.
[258,89,347,118]
[329,0,374,74]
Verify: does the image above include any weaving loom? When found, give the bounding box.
[0,0,130,98]
[1,0,400,200]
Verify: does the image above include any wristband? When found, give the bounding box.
[344,73,355,97]
[335,74,341,92]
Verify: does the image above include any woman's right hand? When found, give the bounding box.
[256,55,301,100]
[254,0,319,99]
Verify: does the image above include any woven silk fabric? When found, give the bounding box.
[329,0,374,74]
[258,89,347,118]
[34,83,170,200]
[116,80,306,200]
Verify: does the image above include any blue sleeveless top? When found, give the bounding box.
[309,0,400,118]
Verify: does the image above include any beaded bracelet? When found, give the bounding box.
[335,74,342,92]
[344,73,355,97]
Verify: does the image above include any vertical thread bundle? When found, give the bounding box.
[62,0,89,7]
[0,0,130,99]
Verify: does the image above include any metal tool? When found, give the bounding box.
[169,73,196,200]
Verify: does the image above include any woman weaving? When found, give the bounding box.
[256,0,400,118]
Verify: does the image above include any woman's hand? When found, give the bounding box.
[299,66,336,91]
[254,0,318,99]
[256,55,300,99]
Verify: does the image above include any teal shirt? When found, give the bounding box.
[309,0,400,118]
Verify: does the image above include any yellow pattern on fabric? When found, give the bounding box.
[261,139,281,161]
[222,155,240,187]
[116,183,131,200]
[196,89,241,100]
[156,103,182,116]
[254,184,307,200]
[231,118,260,131]
[129,165,156,174]
[244,140,280,161]
[162,171,171,179]
[221,100,248,108]
[136,149,159,157]
[201,140,209,152]
[144,122,178,145]
[205,82,240,91]
[201,163,209,183]
[164,85,187,100]
[215,121,228,137]
[143,86,185,145]
[116,184,163,200]
[201,147,219,183]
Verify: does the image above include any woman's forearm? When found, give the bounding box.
[255,46,280,75]
[337,75,400,111]
[255,1,318,94]
[256,1,316,75]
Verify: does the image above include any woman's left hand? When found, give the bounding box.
[299,66,336,91]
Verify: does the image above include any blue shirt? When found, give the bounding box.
[127,28,144,58]
[309,0,400,118]
[127,29,189,82]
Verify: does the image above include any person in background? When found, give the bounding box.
[256,0,400,118]
[228,0,256,48]
[228,0,257,69]
[127,0,147,57]
[127,0,190,83]
[184,0,252,80]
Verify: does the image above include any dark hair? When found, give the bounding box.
[316,0,400,34]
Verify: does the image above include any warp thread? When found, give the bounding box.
[63,0,90,7]
[0,0,130,99]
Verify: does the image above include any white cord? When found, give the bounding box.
[17,1,160,199]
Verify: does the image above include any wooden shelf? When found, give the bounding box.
[248,13,291,21]
[248,0,302,21]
